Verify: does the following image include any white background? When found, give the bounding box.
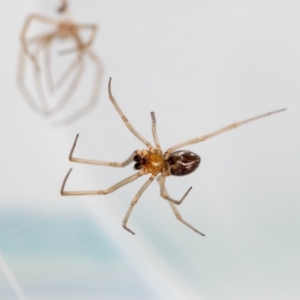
[0,0,299,299]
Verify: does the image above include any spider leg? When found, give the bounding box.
[31,34,56,114]
[20,14,57,70]
[151,112,161,152]
[108,78,154,151]
[49,55,84,116]
[46,40,85,115]
[169,201,205,236]
[26,32,56,71]
[20,31,83,117]
[51,50,103,126]
[122,175,155,234]
[27,31,56,45]
[33,42,53,114]
[53,54,82,91]
[61,169,144,196]
[68,134,137,167]
[44,40,54,93]
[164,108,286,159]
[17,48,45,117]
[76,24,97,50]
[157,175,192,205]
[17,34,55,116]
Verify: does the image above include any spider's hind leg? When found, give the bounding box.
[169,201,205,236]
[157,175,204,236]
[157,175,192,205]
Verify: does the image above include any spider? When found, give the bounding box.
[61,78,285,235]
[17,0,102,125]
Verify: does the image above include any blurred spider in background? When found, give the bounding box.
[61,78,285,235]
[17,0,102,125]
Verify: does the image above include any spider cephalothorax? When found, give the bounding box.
[61,77,285,236]
[133,150,168,176]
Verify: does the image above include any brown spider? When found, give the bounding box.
[61,78,285,235]
[17,0,102,125]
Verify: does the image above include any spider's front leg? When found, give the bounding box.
[20,14,57,70]
[108,78,155,152]
[60,134,142,195]
[60,168,144,196]
[68,134,137,167]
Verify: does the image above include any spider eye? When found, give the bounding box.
[134,162,143,170]
[133,154,142,162]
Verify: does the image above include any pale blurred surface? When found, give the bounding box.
[0,0,299,299]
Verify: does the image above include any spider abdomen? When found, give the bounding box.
[167,150,201,176]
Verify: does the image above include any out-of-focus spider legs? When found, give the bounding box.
[18,33,55,115]
[48,55,85,116]
[122,175,155,234]
[76,24,97,51]
[20,14,57,70]
[44,40,54,93]
[51,54,81,91]
[164,108,286,159]
[108,78,155,151]
[34,37,55,114]
[157,175,192,205]
[41,30,92,118]
[58,24,98,55]
[68,133,137,167]
[157,175,204,236]
[19,11,100,124]
[19,33,85,117]
[52,49,102,126]
[43,37,83,96]
[35,30,85,116]
[17,48,45,117]
[57,0,69,14]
